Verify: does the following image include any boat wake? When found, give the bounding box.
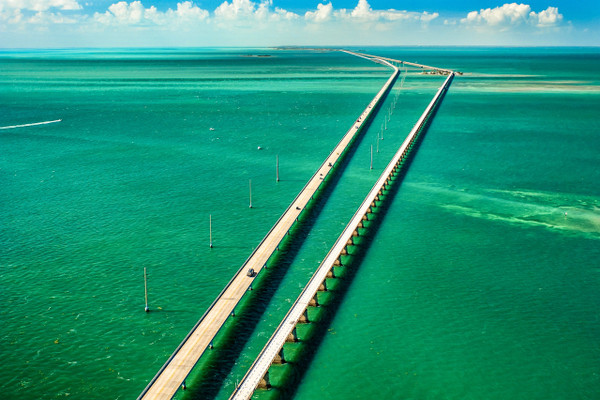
[0,119,62,130]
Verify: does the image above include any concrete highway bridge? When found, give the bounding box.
[138,50,454,400]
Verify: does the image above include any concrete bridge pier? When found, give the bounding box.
[286,327,299,342]
[318,280,328,292]
[273,347,286,364]
[258,371,271,389]
[299,308,310,323]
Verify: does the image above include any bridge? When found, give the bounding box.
[138,54,399,400]
[228,68,455,400]
[138,50,455,400]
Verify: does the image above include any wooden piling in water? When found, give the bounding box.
[144,267,149,312]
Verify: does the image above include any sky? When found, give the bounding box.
[0,0,598,48]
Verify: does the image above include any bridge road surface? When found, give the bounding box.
[138,56,398,400]
[343,49,454,75]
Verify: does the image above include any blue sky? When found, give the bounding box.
[1,0,598,47]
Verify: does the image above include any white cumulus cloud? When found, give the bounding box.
[213,0,296,22]
[94,0,208,26]
[461,3,563,28]
[163,1,209,23]
[0,0,81,11]
[92,0,294,28]
[535,6,562,27]
[306,0,438,24]
[100,1,146,24]
[27,9,76,23]
[348,0,373,19]
[0,8,24,23]
[214,0,255,20]
[305,2,332,23]
[1,0,579,47]
[0,0,81,26]
[462,3,531,26]
[273,7,298,21]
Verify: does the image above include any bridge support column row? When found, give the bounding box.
[256,142,413,391]
[342,213,367,255]
[239,70,454,399]
[255,162,399,392]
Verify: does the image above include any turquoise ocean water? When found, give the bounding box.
[1,47,598,400]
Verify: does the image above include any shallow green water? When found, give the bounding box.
[1,47,598,400]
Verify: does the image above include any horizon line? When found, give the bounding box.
[1,45,600,51]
